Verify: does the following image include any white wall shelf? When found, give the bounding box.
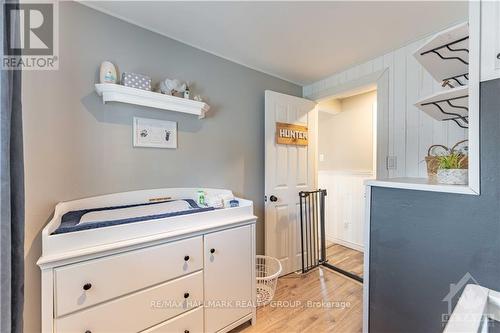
[414,22,469,86]
[95,83,210,119]
[415,86,468,128]
[365,178,477,195]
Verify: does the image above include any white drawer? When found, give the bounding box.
[142,306,203,333]
[55,236,202,317]
[55,271,203,333]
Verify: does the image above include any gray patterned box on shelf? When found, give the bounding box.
[121,72,152,91]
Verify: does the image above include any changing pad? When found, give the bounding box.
[79,200,193,224]
[52,199,214,235]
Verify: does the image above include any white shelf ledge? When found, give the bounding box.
[95,83,210,119]
[415,86,468,128]
[414,22,469,85]
[365,178,477,195]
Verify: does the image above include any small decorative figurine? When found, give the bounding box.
[99,61,117,84]
[183,85,190,99]
[159,78,186,96]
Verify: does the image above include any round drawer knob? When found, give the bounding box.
[184,330,190,333]
[184,292,190,299]
[210,248,215,254]
[85,330,91,333]
[184,255,190,261]
[83,283,92,291]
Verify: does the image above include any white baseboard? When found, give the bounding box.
[327,236,364,252]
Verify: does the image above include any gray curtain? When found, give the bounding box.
[1,0,24,332]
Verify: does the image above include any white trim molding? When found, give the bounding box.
[362,185,371,333]
[313,69,389,179]
[467,0,481,195]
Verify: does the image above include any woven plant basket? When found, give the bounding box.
[451,140,469,169]
[425,140,468,181]
[425,144,449,181]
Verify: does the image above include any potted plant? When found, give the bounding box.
[436,153,468,185]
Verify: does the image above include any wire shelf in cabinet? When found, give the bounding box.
[414,22,469,85]
[415,86,469,129]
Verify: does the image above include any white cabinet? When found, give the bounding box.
[481,0,500,82]
[38,189,257,333]
[54,236,203,316]
[56,272,203,333]
[142,307,204,333]
[45,224,255,333]
[204,225,254,333]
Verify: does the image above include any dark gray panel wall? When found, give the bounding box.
[369,79,500,332]
[22,3,301,332]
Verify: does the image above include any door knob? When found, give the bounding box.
[269,195,278,202]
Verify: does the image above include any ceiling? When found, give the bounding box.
[82,1,468,85]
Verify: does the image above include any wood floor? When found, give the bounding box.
[326,243,364,278]
[230,267,363,333]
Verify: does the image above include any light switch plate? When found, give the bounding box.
[387,156,397,170]
[133,117,177,149]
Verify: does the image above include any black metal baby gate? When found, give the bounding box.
[299,189,363,282]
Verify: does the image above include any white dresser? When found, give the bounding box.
[37,188,257,333]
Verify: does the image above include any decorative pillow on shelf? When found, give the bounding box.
[121,72,152,91]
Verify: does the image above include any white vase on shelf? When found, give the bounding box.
[437,169,468,185]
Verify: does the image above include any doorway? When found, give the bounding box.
[317,89,377,281]
[264,72,388,333]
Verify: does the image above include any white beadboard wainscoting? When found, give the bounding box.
[304,35,468,179]
[319,170,374,252]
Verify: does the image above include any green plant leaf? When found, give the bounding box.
[437,153,467,169]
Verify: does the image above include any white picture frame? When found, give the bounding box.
[133,117,177,149]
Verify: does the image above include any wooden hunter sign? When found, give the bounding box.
[276,122,308,146]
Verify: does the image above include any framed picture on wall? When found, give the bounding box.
[133,117,177,149]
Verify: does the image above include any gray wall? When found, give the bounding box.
[22,2,301,332]
[369,79,500,332]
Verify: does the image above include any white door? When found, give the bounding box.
[204,226,252,333]
[265,90,317,275]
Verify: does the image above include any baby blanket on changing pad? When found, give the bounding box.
[79,200,192,224]
[52,199,215,235]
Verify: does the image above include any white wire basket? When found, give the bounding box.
[256,255,282,306]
